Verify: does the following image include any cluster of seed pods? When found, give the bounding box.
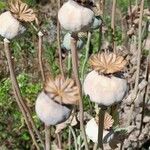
[0,0,128,149]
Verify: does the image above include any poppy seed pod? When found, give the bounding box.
[58,0,94,32]
[86,113,114,143]
[62,32,85,51]
[35,76,80,126]
[90,16,102,30]
[83,52,127,106]
[35,91,72,126]
[0,11,26,39]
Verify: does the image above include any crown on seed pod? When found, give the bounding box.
[89,52,127,74]
[95,112,114,130]
[44,76,80,105]
[9,0,38,24]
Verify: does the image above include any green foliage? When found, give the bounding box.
[0,73,41,148]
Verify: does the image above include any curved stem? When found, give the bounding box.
[4,39,41,149]
[70,34,89,150]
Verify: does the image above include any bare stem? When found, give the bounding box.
[133,0,145,99]
[97,106,106,150]
[56,133,62,149]
[45,125,51,150]
[38,31,45,82]
[4,39,41,149]
[57,0,64,78]
[38,31,51,150]
[70,34,89,150]
[139,57,149,133]
[111,0,117,52]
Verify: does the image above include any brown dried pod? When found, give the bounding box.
[89,52,127,74]
[95,112,114,130]
[9,0,38,23]
[44,76,80,105]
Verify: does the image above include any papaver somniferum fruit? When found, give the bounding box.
[83,52,127,106]
[86,112,114,143]
[35,76,79,126]
[0,0,37,39]
[58,0,94,32]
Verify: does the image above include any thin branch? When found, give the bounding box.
[56,133,62,149]
[132,0,145,102]
[57,0,65,78]
[139,57,149,133]
[4,39,41,149]
[38,31,45,82]
[70,34,89,150]
[38,31,51,150]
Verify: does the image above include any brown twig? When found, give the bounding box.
[45,125,51,150]
[139,57,149,133]
[38,31,51,150]
[70,34,89,150]
[4,39,41,150]
[56,133,62,149]
[38,31,45,82]
[57,0,64,78]
[97,106,106,150]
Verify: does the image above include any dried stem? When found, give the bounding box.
[111,0,117,52]
[133,0,144,99]
[139,57,149,133]
[70,34,89,150]
[81,32,91,83]
[4,39,41,149]
[38,31,51,150]
[38,31,45,82]
[57,0,64,78]
[97,106,106,150]
[56,133,62,149]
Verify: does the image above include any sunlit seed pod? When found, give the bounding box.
[84,52,127,106]
[90,16,102,30]
[84,70,127,106]
[35,91,72,126]
[0,11,26,39]
[62,32,85,51]
[58,0,94,32]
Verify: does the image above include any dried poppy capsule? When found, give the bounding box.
[83,52,127,106]
[35,76,79,125]
[0,0,37,39]
[0,11,25,39]
[86,113,114,143]
[62,32,86,51]
[58,0,94,32]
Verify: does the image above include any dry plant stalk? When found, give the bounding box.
[3,39,42,149]
[70,34,89,150]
